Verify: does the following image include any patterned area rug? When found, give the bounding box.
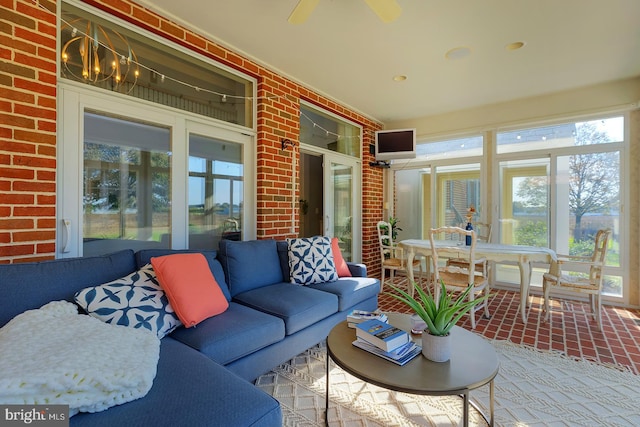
[255,339,640,426]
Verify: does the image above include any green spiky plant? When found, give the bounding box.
[386,281,490,336]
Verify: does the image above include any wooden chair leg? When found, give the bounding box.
[542,279,551,322]
[469,291,477,330]
[483,286,491,319]
[594,294,602,330]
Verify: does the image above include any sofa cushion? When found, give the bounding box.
[307,277,381,311]
[233,283,338,335]
[151,254,229,327]
[69,337,282,427]
[218,239,283,296]
[287,236,339,285]
[135,249,231,301]
[74,263,182,339]
[170,302,285,365]
[0,250,137,328]
[331,237,352,277]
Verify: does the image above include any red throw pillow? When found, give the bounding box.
[151,253,229,327]
[331,237,352,277]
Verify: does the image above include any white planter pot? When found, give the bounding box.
[421,332,451,362]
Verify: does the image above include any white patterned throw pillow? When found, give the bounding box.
[287,236,339,285]
[74,264,182,338]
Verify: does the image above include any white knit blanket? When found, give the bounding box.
[0,301,160,416]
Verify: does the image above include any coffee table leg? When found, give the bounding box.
[325,353,330,426]
[463,391,469,426]
[490,379,494,426]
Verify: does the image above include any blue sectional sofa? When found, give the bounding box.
[0,238,380,426]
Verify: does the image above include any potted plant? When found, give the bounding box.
[386,281,489,362]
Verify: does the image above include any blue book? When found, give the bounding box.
[352,339,421,366]
[355,318,410,352]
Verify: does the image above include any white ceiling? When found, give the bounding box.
[136,0,640,124]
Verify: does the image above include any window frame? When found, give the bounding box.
[57,79,256,257]
[390,112,629,304]
[495,113,627,302]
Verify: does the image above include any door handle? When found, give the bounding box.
[61,219,71,253]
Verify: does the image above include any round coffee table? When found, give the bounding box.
[325,313,499,426]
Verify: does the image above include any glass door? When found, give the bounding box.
[329,161,354,261]
[299,148,361,261]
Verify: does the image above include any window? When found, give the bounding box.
[57,2,257,257]
[60,3,253,127]
[416,135,483,161]
[392,135,485,241]
[300,103,361,158]
[498,117,623,153]
[393,114,627,301]
[497,117,624,297]
[83,112,171,256]
[436,166,482,228]
[499,160,550,247]
[188,135,244,249]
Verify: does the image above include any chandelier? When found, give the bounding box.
[61,18,139,89]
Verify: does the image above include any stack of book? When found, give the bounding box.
[353,318,421,365]
[346,310,388,328]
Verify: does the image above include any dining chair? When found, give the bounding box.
[542,228,612,330]
[377,220,423,291]
[446,222,492,276]
[429,226,491,329]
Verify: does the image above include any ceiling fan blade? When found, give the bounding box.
[364,0,402,23]
[288,0,321,24]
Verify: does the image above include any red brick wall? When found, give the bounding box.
[0,0,57,263]
[0,0,384,273]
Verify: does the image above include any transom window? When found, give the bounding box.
[60,3,253,127]
[300,103,361,158]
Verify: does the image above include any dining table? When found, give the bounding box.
[398,239,557,323]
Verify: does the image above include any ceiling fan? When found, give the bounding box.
[288,0,402,24]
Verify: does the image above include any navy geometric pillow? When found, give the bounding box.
[287,236,339,285]
[74,263,182,339]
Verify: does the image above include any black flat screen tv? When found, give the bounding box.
[374,128,416,161]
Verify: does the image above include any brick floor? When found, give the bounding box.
[378,282,640,374]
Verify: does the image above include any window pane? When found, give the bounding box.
[188,134,243,250]
[300,104,360,157]
[395,168,427,240]
[61,3,253,127]
[557,151,621,296]
[496,159,549,286]
[83,112,171,256]
[497,117,623,154]
[435,165,482,228]
[499,159,549,247]
[332,163,353,261]
[416,135,483,161]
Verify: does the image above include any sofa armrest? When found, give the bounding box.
[347,262,367,277]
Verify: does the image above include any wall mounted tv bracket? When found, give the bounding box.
[369,160,390,168]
